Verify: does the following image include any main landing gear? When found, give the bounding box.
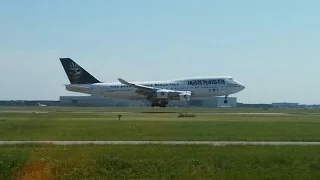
[151,99,168,108]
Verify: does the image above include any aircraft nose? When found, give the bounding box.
[240,84,245,90]
[236,81,245,91]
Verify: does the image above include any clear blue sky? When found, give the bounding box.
[1,0,319,104]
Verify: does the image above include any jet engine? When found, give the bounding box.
[156,90,169,99]
[179,93,191,101]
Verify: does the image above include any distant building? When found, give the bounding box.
[201,97,237,108]
[237,103,273,109]
[272,102,299,108]
[59,95,143,107]
[0,100,59,106]
[59,95,237,108]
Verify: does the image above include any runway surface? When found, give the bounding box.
[0,141,320,146]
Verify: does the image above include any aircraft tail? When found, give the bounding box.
[59,58,101,84]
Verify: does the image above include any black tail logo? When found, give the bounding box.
[60,58,101,84]
[69,61,83,80]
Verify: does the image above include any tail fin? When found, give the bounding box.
[59,58,101,84]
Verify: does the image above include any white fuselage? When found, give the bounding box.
[65,76,245,101]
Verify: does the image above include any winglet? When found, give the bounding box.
[118,78,131,85]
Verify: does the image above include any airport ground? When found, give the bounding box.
[0,107,320,179]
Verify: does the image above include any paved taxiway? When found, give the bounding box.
[0,141,320,146]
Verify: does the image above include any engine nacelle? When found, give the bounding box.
[179,94,191,101]
[156,90,169,99]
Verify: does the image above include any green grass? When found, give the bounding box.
[1,107,320,179]
[0,108,320,141]
[0,145,320,179]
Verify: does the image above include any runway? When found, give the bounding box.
[0,141,320,146]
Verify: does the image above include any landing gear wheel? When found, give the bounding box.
[224,100,228,104]
[151,102,157,107]
[151,99,168,108]
[159,99,168,108]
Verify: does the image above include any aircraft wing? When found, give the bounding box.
[118,78,160,95]
[117,78,191,97]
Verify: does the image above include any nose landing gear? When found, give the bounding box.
[224,96,228,104]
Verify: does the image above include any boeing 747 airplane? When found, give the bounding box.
[59,58,245,107]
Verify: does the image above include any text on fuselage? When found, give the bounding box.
[188,79,225,86]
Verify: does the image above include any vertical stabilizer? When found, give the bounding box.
[59,58,101,84]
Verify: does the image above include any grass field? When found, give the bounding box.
[1,107,320,179]
[0,145,319,180]
[0,107,320,141]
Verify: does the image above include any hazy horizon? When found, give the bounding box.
[1,0,319,104]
